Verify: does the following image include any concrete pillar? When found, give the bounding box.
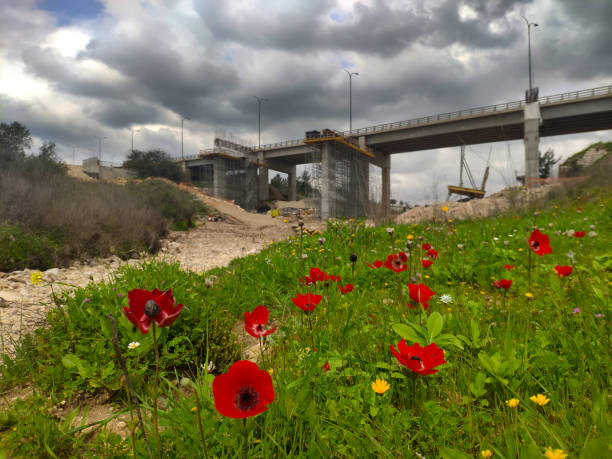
[320,143,336,219]
[523,102,542,187]
[213,157,226,198]
[288,165,297,202]
[357,136,370,217]
[381,153,391,221]
[258,152,269,201]
[245,160,259,210]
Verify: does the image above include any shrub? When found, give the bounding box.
[123,149,186,182]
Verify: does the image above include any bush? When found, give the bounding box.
[123,149,186,182]
[0,223,60,271]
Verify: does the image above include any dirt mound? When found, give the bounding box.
[395,185,563,224]
[66,165,95,181]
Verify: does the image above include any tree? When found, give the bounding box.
[0,121,32,164]
[123,149,186,182]
[270,173,288,197]
[296,170,313,197]
[539,147,560,178]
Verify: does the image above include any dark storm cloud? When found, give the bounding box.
[194,0,530,57]
[86,100,168,128]
[0,1,55,57]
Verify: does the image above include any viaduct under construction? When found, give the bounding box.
[178,85,612,219]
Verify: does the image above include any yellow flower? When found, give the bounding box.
[283,219,287,223]
[442,206,449,213]
[525,292,534,298]
[518,248,523,252]
[351,234,356,238]
[268,368,274,375]
[505,398,520,408]
[425,275,430,279]
[448,219,454,223]
[407,234,414,240]
[319,248,324,253]
[530,394,550,406]
[544,447,567,459]
[481,450,493,459]
[371,378,390,394]
[30,270,43,285]
[191,406,197,412]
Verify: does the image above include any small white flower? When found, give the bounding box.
[566,250,575,262]
[503,240,509,246]
[493,237,499,241]
[440,294,453,304]
[588,231,597,238]
[205,361,215,373]
[457,244,464,250]
[548,223,553,228]
[386,227,394,235]
[566,229,575,237]
[128,342,140,350]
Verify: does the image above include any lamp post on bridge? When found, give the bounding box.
[521,15,538,103]
[181,117,190,159]
[344,69,359,132]
[94,136,106,161]
[131,128,140,153]
[253,96,268,148]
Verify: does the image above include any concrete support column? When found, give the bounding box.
[213,158,227,198]
[357,136,370,217]
[320,143,336,219]
[523,102,542,187]
[258,152,269,201]
[381,153,391,221]
[288,165,297,202]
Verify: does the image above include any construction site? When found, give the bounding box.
[180,129,383,219]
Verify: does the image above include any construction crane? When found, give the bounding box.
[447,145,490,200]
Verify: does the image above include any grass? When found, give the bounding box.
[0,185,610,458]
[0,171,207,271]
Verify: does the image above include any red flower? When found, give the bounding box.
[573,231,586,238]
[123,289,184,334]
[384,252,408,273]
[367,260,384,269]
[426,249,438,259]
[528,229,552,256]
[309,267,327,282]
[504,264,515,271]
[493,279,512,290]
[321,362,330,372]
[292,293,322,312]
[422,243,432,251]
[554,265,573,278]
[408,283,436,309]
[244,305,277,338]
[212,360,274,418]
[389,340,446,375]
[421,259,433,268]
[339,284,354,294]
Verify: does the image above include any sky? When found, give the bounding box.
[1,0,611,204]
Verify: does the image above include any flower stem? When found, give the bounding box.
[193,386,210,459]
[152,323,161,457]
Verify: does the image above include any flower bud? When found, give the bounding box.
[349,253,357,263]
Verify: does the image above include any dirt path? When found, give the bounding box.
[0,191,316,357]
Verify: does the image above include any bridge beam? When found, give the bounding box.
[523,102,542,187]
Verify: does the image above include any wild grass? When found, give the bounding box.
[0,171,205,270]
[0,186,610,458]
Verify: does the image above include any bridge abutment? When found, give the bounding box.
[258,152,269,201]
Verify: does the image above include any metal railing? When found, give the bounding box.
[254,84,612,151]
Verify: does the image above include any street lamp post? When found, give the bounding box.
[181,118,190,159]
[131,128,140,153]
[344,69,359,132]
[94,136,106,161]
[253,96,268,148]
[521,15,538,102]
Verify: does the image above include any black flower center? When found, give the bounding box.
[144,299,161,318]
[234,386,259,412]
[256,324,264,332]
[531,241,540,250]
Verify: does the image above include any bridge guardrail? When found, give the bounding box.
[251,84,611,151]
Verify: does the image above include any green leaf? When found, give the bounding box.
[61,354,80,370]
[436,333,465,350]
[391,323,424,345]
[470,319,480,342]
[438,446,473,459]
[427,312,444,341]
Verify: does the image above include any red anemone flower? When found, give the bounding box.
[422,243,432,251]
[367,260,384,269]
[408,283,436,309]
[426,249,438,259]
[308,267,327,282]
[339,284,354,294]
[384,252,408,273]
[123,288,184,334]
[212,360,274,418]
[554,265,573,278]
[493,279,512,291]
[573,231,586,238]
[421,259,434,268]
[528,229,552,256]
[244,305,277,338]
[389,340,446,375]
[292,293,323,312]
[321,362,330,372]
[504,264,515,271]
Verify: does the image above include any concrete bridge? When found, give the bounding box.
[181,84,612,219]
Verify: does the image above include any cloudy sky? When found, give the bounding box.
[2,0,611,203]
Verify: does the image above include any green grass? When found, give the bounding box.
[0,187,610,458]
